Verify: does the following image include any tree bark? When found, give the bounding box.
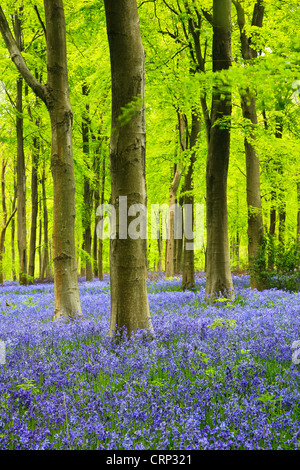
[165,163,181,278]
[82,84,93,281]
[44,1,81,319]
[297,180,300,246]
[182,111,200,290]
[14,11,27,285]
[41,167,50,279]
[165,112,186,278]
[27,81,40,282]
[0,158,17,283]
[234,0,265,289]
[28,134,39,282]
[104,0,153,338]
[98,154,105,281]
[205,0,234,300]
[0,1,82,320]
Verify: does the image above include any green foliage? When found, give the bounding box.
[251,235,300,291]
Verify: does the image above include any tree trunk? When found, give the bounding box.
[14,11,27,285]
[28,129,39,282]
[41,168,50,279]
[165,164,181,278]
[275,117,286,247]
[98,154,105,281]
[268,189,276,270]
[234,0,265,288]
[165,112,186,278]
[241,93,265,287]
[0,0,82,321]
[205,0,234,300]
[175,195,183,274]
[44,1,81,320]
[82,84,93,281]
[157,221,163,272]
[11,174,17,281]
[104,0,153,338]
[182,111,200,290]
[0,158,17,283]
[297,180,300,245]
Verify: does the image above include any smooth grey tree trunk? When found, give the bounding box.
[82,84,93,281]
[205,0,234,300]
[104,0,153,338]
[182,112,200,290]
[0,1,82,321]
[234,0,265,289]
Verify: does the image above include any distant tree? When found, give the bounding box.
[233,0,265,289]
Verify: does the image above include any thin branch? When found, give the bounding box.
[4,207,17,231]
[34,4,47,39]
[162,0,179,16]
[24,31,44,53]
[201,8,213,25]
[0,6,47,105]
[138,0,156,8]
[4,87,16,109]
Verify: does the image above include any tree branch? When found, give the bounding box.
[34,4,47,39]
[4,207,17,231]
[0,6,47,105]
[232,0,245,33]
[162,0,179,16]
[201,8,213,25]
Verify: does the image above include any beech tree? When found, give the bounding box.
[104,0,154,337]
[233,0,265,289]
[205,0,234,299]
[0,0,82,321]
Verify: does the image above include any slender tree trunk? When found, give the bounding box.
[93,183,100,279]
[268,190,276,270]
[165,113,186,277]
[28,132,39,282]
[165,164,181,278]
[11,173,17,281]
[38,195,42,278]
[234,0,265,288]
[104,0,153,338]
[175,195,183,274]
[157,220,163,272]
[275,117,286,246]
[41,168,50,279]
[82,84,93,281]
[182,111,200,290]
[14,11,27,285]
[0,158,17,283]
[241,93,265,287]
[205,0,234,300]
[297,180,300,245]
[98,154,105,281]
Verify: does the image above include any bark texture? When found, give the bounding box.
[104,0,153,338]
[234,0,265,289]
[0,1,82,321]
[205,0,234,300]
[182,112,200,290]
[14,11,27,285]
[44,0,82,320]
